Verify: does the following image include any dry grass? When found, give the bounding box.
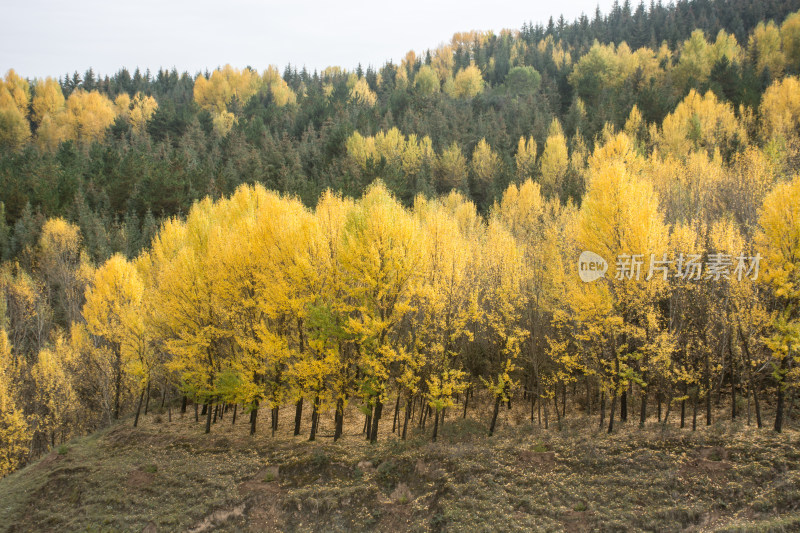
[1,395,799,532]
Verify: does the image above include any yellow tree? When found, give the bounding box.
[349,78,377,106]
[63,90,117,143]
[749,20,786,77]
[539,119,569,199]
[759,76,800,164]
[31,77,65,125]
[578,133,670,431]
[673,30,743,89]
[262,66,297,107]
[495,178,577,426]
[413,196,475,440]
[414,65,440,95]
[243,188,326,438]
[0,328,29,478]
[199,189,270,434]
[471,138,500,207]
[783,12,800,70]
[30,336,78,451]
[144,202,230,433]
[39,218,89,326]
[193,65,261,135]
[83,254,145,421]
[657,89,746,159]
[757,174,800,432]
[312,190,356,441]
[340,182,424,442]
[0,69,31,149]
[708,219,770,427]
[515,136,537,182]
[128,93,158,136]
[32,78,68,150]
[479,218,527,435]
[435,142,468,193]
[446,65,484,98]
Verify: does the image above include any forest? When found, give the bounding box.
[1,0,800,479]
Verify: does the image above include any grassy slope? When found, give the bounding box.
[1,396,800,532]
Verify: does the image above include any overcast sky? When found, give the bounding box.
[2,0,617,80]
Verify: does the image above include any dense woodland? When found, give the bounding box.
[1,0,800,478]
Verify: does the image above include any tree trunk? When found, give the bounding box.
[195,402,199,423]
[271,406,278,437]
[181,395,187,415]
[775,355,788,432]
[544,397,549,429]
[620,388,627,423]
[639,388,647,428]
[365,406,372,439]
[204,402,212,434]
[334,398,344,442]
[432,410,440,442]
[599,390,605,429]
[608,391,617,433]
[134,389,145,428]
[144,380,152,415]
[463,386,470,418]
[530,393,537,422]
[232,404,237,425]
[786,388,797,426]
[554,387,563,431]
[753,379,763,428]
[662,393,673,429]
[309,396,319,441]
[680,384,686,429]
[369,398,383,443]
[113,348,122,420]
[250,401,259,435]
[585,378,592,416]
[213,404,218,424]
[657,391,662,422]
[392,395,400,433]
[489,396,501,436]
[402,394,411,440]
[738,324,763,429]
[294,398,303,436]
[201,404,207,416]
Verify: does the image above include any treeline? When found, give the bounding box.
[1,0,800,477]
[1,1,800,263]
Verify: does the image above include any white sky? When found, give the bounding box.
[2,0,618,80]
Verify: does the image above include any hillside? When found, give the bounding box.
[1,399,799,532]
[2,0,800,527]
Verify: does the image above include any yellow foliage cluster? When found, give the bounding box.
[444,64,484,98]
[569,41,661,92]
[0,70,32,148]
[348,77,377,106]
[194,64,297,135]
[657,89,746,158]
[673,29,743,88]
[345,127,434,174]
